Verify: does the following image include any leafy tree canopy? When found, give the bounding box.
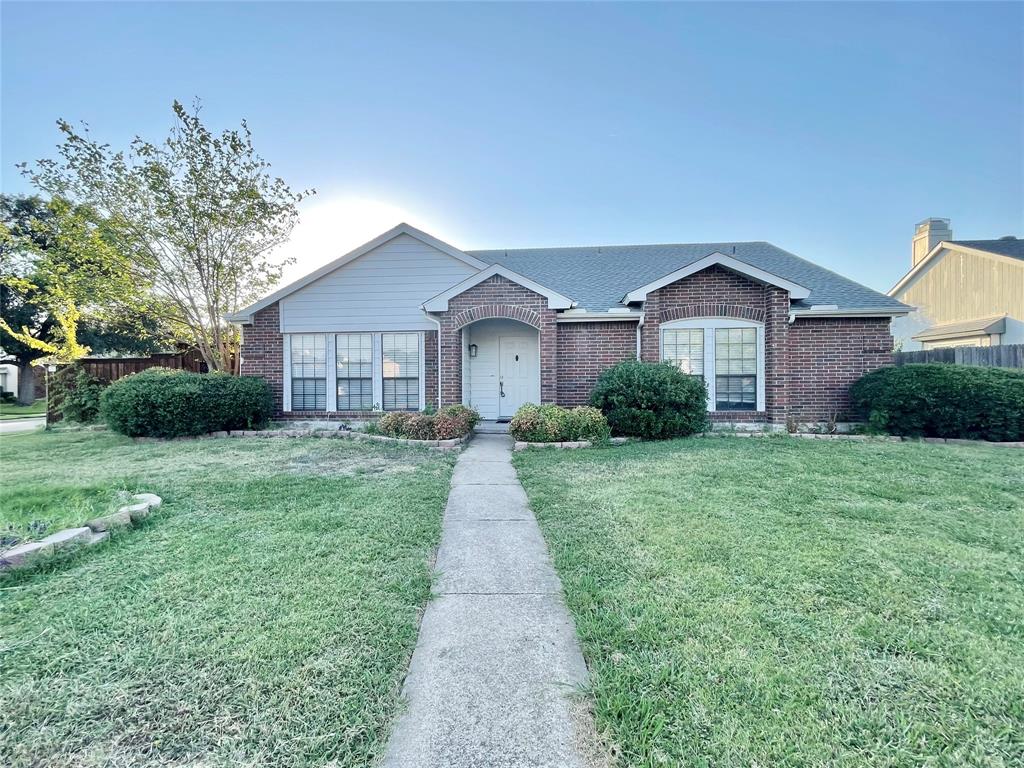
[21,100,313,372]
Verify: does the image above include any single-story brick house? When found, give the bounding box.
[227,223,910,427]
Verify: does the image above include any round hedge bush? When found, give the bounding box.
[508,403,610,443]
[849,363,1024,441]
[101,369,274,438]
[376,405,480,440]
[590,360,708,439]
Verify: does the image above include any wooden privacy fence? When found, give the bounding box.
[46,349,212,424]
[894,343,1024,369]
[73,348,208,383]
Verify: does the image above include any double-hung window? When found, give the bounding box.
[382,333,420,411]
[290,334,327,411]
[662,328,704,380]
[288,332,424,412]
[714,328,757,411]
[336,333,373,411]
[661,319,763,412]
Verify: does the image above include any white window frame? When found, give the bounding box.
[660,318,765,412]
[285,332,425,412]
[288,333,328,412]
[335,332,374,412]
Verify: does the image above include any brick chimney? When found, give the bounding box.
[912,218,952,266]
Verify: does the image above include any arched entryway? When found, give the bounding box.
[462,318,540,420]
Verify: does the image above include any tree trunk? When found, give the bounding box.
[16,362,36,405]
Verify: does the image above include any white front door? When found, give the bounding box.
[498,336,537,419]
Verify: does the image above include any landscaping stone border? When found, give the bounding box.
[512,437,630,451]
[197,427,472,451]
[1,493,162,572]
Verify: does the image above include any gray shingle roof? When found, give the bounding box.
[467,241,909,313]
[949,238,1024,260]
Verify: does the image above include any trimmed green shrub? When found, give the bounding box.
[564,405,611,442]
[101,369,274,438]
[508,403,610,443]
[590,360,708,439]
[850,363,1024,441]
[378,411,413,437]
[404,415,437,441]
[434,405,480,440]
[376,405,480,440]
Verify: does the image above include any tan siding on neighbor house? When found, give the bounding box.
[895,248,1024,325]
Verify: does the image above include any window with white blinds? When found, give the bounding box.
[662,328,704,378]
[290,334,327,411]
[714,328,757,411]
[336,333,373,411]
[382,333,420,411]
[288,332,424,412]
[660,320,764,413]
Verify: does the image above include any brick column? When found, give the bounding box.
[239,303,284,415]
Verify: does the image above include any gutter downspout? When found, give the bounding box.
[636,310,645,360]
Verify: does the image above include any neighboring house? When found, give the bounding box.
[0,363,15,396]
[228,223,909,427]
[889,219,1024,350]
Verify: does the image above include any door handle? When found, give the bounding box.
[499,380,505,398]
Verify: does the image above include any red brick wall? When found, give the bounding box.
[787,317,893,422]
[240,303,284,413]
[424,329,439,410]
[240,273,894,425]
[639,265,789,423]
[436,275,559,406]
[556,321,638,405]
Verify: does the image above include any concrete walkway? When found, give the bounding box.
[0,417,45,434]
[383,434,602,768]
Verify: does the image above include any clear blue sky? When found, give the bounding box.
[2,1,1021,292]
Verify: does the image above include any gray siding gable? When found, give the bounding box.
[279,233,478,332]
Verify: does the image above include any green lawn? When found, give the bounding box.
[0,398,46,420]
[1,431,455,768]
[514,437,1024,768]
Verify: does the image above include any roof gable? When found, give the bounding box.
[621,252,811,304]
[422,264,576,311]
[889,240,1024,297]
[226,223,487,323]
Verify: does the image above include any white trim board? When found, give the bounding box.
[622,252,811,304]
[226,223,488,323]
[422,263,576,311]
